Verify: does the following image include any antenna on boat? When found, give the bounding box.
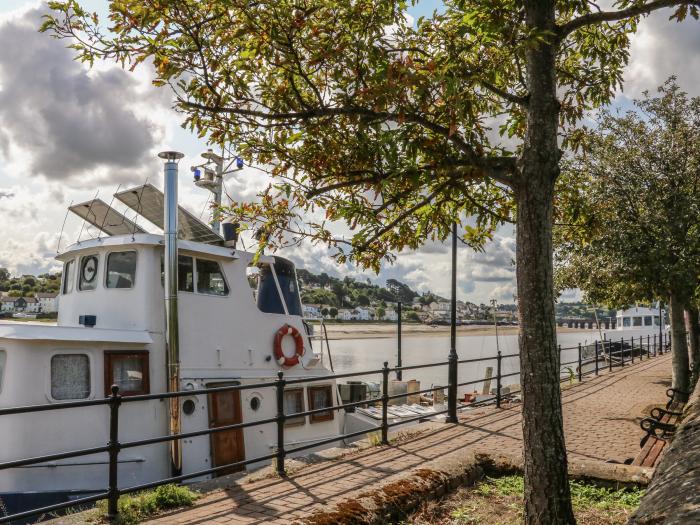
[159,150,185,477]
[76,190,99,244]
[96,184,121,242]
[129,179,148,242]
[56,200,73,254]
[191,147,244,235]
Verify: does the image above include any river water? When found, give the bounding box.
[325,328,656,396]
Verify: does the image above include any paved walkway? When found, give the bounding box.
[145,355,672,525]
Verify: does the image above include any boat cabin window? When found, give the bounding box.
[160,255,195,292]
[106,251,137,289]
[284,388,305,426]
[644,316,653,326]
[104,351,149,396]
[78,255,99,291]
[257,258,303,316]
[308,385,334,423]
[0,350,6,394]
[623,317,631,327]
[178,256,194,292]
[654,316,660,326]
[196,259,229,296]
[633,316,643,327]
[51,354,90,400]
[62,259,75,294]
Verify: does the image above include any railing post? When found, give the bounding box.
[660,333,664,355]
[577,343,583,382]
[594,340,599,376]
[631,336,635,364]
[653,333,657,356]
[446,352,458,422]
[647,335,650,359]
[275,372,286,477]
[621,337,625,366]
[496,350,503,409]
[609,340,613,372]
[381,362,389,445]
[107,385,122,521]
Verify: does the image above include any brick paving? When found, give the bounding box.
[144,354,672,525]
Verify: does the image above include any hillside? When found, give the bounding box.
[0,268,60,297]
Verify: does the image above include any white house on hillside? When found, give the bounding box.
[302,303,322,319]
[36,292,58,313]
[337,307,373,321]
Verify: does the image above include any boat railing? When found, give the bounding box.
[0,332,670,524]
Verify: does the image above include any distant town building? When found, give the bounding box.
[36,293,58,313]
[337,307,373,321]
[0,293,57,314]
[302,303,322,319]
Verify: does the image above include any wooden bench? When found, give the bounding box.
[631,388,688,467]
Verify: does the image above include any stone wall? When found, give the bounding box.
[628,379,700,524]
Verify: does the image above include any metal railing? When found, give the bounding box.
[0,332,669,524]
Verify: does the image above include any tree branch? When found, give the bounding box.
[557,0,700,40]
[481,81,529,106]
[180,98,518,185]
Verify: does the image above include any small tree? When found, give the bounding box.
[556,79,700,393]
[321,307,329,317]
[329,307,338,319]
[357,294,370,307]
[376,306,386,320]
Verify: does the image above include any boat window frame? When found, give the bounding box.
[283,387,306,427]
[0,349,6,395]
[161,254,230,296]
[78,253,101,292]
[623,317,631,327]
[104,350,150,396]
[62,258,76,294]
[195,257,230,297]
[633,316,643,327]
[49,352,92,401]
[307,384,334,423]
[105,250,138,290]
[644,316,653,327]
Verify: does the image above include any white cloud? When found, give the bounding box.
[0,8,170,188]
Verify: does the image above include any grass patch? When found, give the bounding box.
[402,475,644,525]
[95,484,198,525]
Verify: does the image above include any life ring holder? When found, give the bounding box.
[273,324,305,367]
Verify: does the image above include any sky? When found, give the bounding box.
[0,2,698,304]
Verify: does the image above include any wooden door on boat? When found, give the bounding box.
[207,385,245,475]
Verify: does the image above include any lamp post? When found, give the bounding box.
[447,222,458,423]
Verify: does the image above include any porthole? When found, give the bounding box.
[182,399,196,415]
[250,397,261,411]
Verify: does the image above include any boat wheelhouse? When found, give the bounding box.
[614,306,664,330]
[0,154,341,513]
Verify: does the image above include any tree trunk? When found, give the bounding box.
[685,305,700,387]
[669,294,690,396]
[516,2,575,524]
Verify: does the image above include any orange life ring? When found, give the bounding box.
[273,324,304,367]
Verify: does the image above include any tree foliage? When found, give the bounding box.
[42,0,697,270]
[555,79,700,307]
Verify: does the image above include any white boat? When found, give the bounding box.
[0,152,344,516]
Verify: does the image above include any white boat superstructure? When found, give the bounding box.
[0,154,342,511]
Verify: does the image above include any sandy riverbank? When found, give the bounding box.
[316,322,596,340]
